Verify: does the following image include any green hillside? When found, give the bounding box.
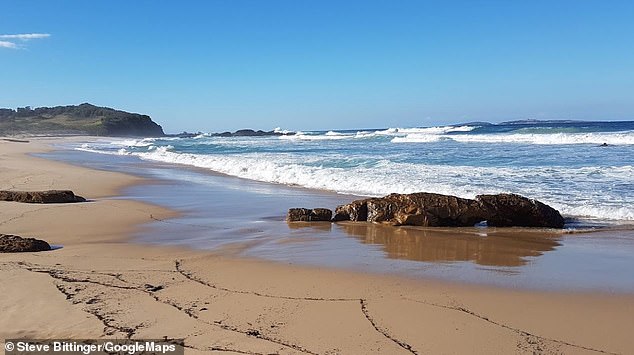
[0,103,164,137]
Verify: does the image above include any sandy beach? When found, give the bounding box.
[1,138,633,355]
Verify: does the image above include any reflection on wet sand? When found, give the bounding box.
[336,222,562,267]
[286,222,334,232]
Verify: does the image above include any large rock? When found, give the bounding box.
[332,192,564,228]
[476,193,565,228]
[0,234,51,252]
[287,208,333,222]
[0,190,86,203]
[334,193,486,227]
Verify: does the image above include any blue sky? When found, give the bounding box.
[1,1,633,133]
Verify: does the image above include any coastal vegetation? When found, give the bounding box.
[0,103,164,137]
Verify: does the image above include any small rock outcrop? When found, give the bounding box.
[0,190,86,203]
[332,192,564,228]
[213,129,296,137]
[287,208,333,222]
[476,194,565,228]
[0,234,51,252]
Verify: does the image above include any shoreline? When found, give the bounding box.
[42,140,634,293]
[1,137,634,354]
[74,134,634,227]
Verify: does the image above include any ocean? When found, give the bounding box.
[40,120,634,292]
[77,120,634,224]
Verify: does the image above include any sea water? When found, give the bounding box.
[43,121,634,291]
[78,120,634,224]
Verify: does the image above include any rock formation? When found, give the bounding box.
[287,208,333,222]
[333,193,486,227]
[293,192,565,228]
[0,234,51,252]
[476,194,565,228]
[0,190,86,203]
[213,129,296,137]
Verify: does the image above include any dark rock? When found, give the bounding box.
[476,193,565,228]
[246,329,261,337]
[311,208,333,221]
[287,208,333,222]
[144,284,164,292]
[287,208,312,222]
[234,129,265,136]
[332,192,564,228]
[334,193,485,227]
[333,200,368,222]
[0,190,86,203]
[164,131,203,138]
[0,234,51,252]
[209,129,296,137]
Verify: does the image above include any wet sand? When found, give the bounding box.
[1,138,634,354]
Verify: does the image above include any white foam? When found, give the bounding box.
[560,205,634,222]
[278,125,478,141]
[273,127,293,134]
[393,131,634,145]
[391,135,443,143]
[279,132,353,141]
[109,138,158,147]
[76,130,634,222]
[117,148,634,221]
[393,125,477,135]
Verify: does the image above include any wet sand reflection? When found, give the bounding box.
[335,222,562,267]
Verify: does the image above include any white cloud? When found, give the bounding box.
[0,41,18,48]
[0,33,50,49]
[0,33,51,40]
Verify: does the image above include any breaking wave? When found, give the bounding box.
[393,131,634,145]
[87,144,634,221]
[73,120,634,222]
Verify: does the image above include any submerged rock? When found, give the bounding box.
[287,208,333,222]
[0,190,86,203]
[0,234,51,252]
[332,192,564,228]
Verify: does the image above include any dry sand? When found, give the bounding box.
[1,138,633,355]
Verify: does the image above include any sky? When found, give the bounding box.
[1,1,634,133]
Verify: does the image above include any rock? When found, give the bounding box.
[0,234,51,252]
[287,208,333,222]
[0,190,86,203]
[210,129,295,137]
[287,208,311,222]
[311,208,333,221]
[234,129,267,136]
[476,193,565,228]
[334,193,486,227]
[332,192,564,228]
[333,200,369,222]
